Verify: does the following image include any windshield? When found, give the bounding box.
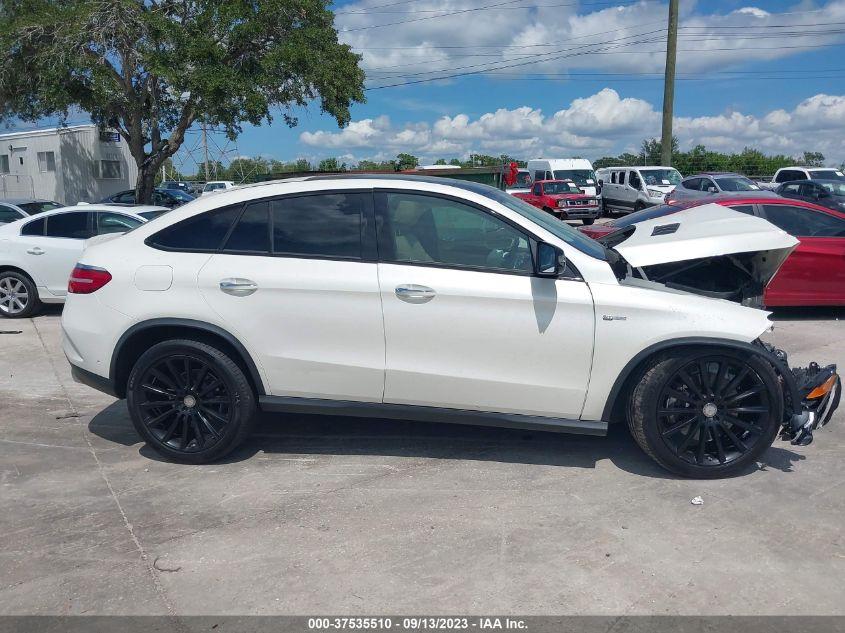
[640,169,682,186]
[479,187,607,260]
[810,170,845,181]
[543,181,580,195]
[713,176,758,191]
[553,169,596,187]
[138,210,168,220]
[820,182,845,196]
[166,189,195,201]
[19,201,61,215]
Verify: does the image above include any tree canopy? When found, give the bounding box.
[0,0,365,201]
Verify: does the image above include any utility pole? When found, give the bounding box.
[202,123,210,180]
[660,0,679,167]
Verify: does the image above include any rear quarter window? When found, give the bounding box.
[147,205,242,251]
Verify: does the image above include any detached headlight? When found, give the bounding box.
[558,200,566,208]
[647,188,663,198]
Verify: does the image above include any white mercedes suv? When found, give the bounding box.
[61,175,839,477]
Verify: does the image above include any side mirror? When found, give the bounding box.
[536,242,566,277]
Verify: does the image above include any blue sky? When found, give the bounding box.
[12,0,845,169]
[243,0,845,168]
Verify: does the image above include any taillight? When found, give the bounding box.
[68,264,112,294]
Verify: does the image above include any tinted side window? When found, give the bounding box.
[115,192,135,204]
[618,171,626,185]
[609,172,616,184]
[533,171,545,182]
[383,193,532,273]
[532,184,542,195]
[0,206,23,223]
[46,212,93,239]
[21,217,45,236]
[149,205,241,251]
[96,212,143,234]
[223,202,270,253]
[271,193,363,259]
[682,178,700,190]
[728,205,755,215]
[780,183,801,195]
[629,171,641,189]
[762,204,845,237]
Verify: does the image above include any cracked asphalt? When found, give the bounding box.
[1,306,844,615]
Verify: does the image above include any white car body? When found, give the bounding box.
[527,159,600,199]
[202,181,236,195]
[0,205,147,307]
[596,166,682,213]
[62,177,793,424]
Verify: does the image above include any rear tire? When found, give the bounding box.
[126,339,257,463]
[628,349,783,478]
[0,271,40,318]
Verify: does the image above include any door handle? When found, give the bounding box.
[26,247,44,255]
[219,278,258,297]
[395,284,436,304]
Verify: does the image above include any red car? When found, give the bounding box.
[513,179,600,225]
[579,195,845,307]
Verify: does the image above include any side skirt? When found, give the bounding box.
[258,396,608,436]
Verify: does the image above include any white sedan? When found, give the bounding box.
[0,204,150,318]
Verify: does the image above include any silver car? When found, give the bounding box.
[669,172,775,202]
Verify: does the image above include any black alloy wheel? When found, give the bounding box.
[656,356,772,467]
[628,350,783,478]
[127,339,256,463]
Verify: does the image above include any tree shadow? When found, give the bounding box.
[87,402,806,480]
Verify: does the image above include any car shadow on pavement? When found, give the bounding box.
[768,306,845,321]
[88,403,807,480]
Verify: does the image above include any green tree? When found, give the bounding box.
[434,158,447,165]
[395,153,419,171]
[317,157,346,172]
[0,0,364,202]
[802,151,825,167]
[448,158,462,166]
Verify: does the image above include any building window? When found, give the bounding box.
[0,155,8,174]
[100,160,122,179]
[37,151,56,172]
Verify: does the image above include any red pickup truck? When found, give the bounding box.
[512,179,600,225]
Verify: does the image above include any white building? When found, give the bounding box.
[0,124,137,204]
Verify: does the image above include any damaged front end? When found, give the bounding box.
[602,204,841,446]
[761,342,841,446]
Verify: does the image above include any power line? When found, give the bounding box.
[338,0,644,14]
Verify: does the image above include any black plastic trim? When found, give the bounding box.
[110,318,266,397]
[600,336,800,421]
[259,396,608,436]
[71,364,118,398]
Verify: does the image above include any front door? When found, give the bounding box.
[197,191,386,402]
[375,190,595,419]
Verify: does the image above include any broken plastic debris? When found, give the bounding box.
[690,496,704,505]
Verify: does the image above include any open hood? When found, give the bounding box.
[609,204,799,304]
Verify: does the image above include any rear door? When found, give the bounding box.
[197,190,386,402]
[759,203,845,305]
[16,211,93,297]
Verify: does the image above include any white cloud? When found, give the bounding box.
[336,0,845,84]
[300,89,845,163]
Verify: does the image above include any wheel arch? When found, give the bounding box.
[601,336,799,424]
[0,265,36,284]
[110,318,266,399]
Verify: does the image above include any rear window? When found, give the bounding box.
[148,205,241,251]
[21,217,45,236]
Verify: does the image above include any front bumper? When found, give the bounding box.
[556,206,601,219]
[783,362,841,446]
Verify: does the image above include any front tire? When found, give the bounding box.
[0,271,41,318]
[126,339,257,463]
[628,350,783,478]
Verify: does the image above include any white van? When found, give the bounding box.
[596,166,682,214]
[526,159,600,200]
